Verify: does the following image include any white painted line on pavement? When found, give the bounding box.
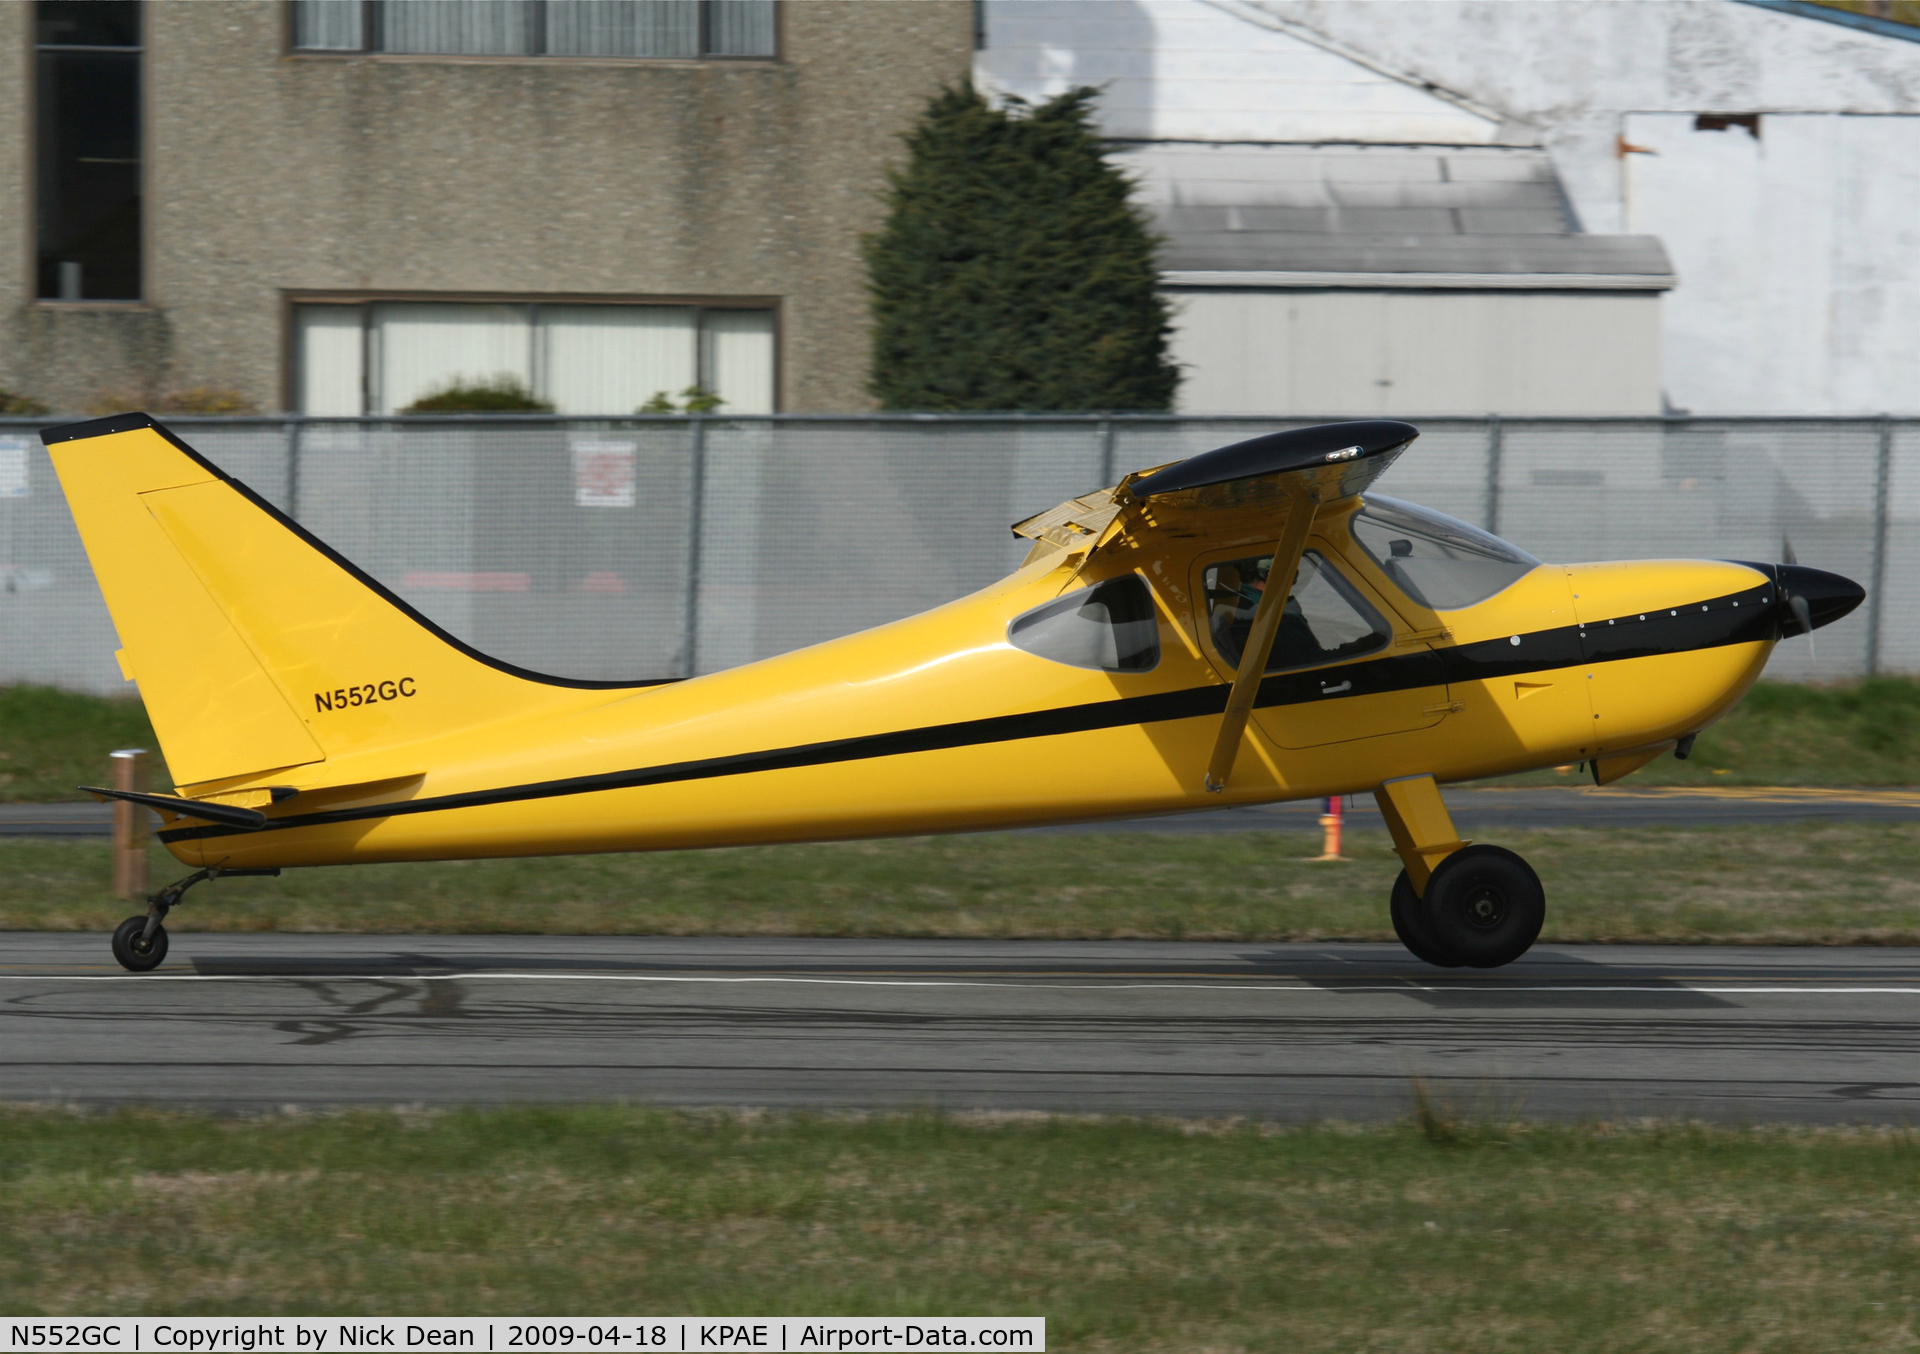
[2,972,1920,995]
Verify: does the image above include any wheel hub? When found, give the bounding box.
[1461,886,1507,931]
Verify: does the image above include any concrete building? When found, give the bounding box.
[979,0,1677,416]
[1118,139,1673,415]
[3,0,973,415]
[981,0,1920,416]
[1256,0,1920,415]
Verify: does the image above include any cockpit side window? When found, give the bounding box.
[1008,573,1160,672]
[1350,494,1540,611]
[1203,550,1391,673]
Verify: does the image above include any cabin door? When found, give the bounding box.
[1196,546,1449,751]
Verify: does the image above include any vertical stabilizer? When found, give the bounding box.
[44,414,659,791]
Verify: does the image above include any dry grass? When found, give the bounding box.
[1,822,1917,945]
[2,1106,1919,1351]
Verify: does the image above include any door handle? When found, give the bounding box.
[1319,680,1352,695]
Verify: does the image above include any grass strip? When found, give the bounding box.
[0,686,162,802]
[3,822,1917,944]
[2,1105,1919,1351]
[1523,674,1920,787]
[5,678,1920,802]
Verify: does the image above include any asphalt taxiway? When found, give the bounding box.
[5,933,1919,1124]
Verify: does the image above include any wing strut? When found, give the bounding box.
[1203,488,1318,794]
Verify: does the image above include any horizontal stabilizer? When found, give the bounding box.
[82,785,268,830]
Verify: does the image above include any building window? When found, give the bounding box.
[291,0,777,58]
[293,301,777,415]
[35,0,142,300]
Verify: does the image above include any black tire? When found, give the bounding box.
[1420,846,1545,969]
[110,915,168,972]
[1390,869,1462,967]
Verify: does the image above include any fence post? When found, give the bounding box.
[1098,417,1117,486]
[110,748,148,901]
[682,415,708,679]
[1483,415,1503,535]
[285,418,303,520]
[1868,414,1892,677]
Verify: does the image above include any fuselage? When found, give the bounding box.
[160,492,1812,871]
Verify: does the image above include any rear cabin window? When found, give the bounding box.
[1350,494,1540,610]
[1008,574,1159,672]
[1204,551,1391,672]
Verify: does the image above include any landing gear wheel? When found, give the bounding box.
[111,915,169,972]
[1390,869,1461,967]
[1420,846,1545,969]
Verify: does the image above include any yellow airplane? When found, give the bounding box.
[44,413,1862,972]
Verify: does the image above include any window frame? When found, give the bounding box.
[285,0,783,63]
[31,0,149,306]
[283,290,782,415]
[1194,545,1395,677]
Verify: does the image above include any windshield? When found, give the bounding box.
[1350,495,1540,611]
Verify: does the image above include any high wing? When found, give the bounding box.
[1013,420,1420,789]
[1123,419,1418,502]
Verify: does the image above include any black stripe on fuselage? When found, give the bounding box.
[160,580,1779,844]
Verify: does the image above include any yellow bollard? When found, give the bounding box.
[1314,794,1345,861]
[110,748,149,901]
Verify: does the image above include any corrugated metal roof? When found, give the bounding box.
[1116,142,1675,288]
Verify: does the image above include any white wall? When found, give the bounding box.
[1257,1,1920,228]
[1254,0,1920,412]
[1624,111,1920,415]
[1171,289,1664,415]
[977,0,1500,142]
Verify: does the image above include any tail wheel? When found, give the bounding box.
[1389,870,1462,968]
[1420,846,1545,969]
[110,915,169,972]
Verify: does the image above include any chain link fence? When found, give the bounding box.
[0,414,1901,694]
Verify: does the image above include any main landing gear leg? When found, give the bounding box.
[1374,775,1544,970]
[109,866,281,973]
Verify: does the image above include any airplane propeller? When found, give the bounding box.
[1768,547,1865,661]
[1788,594,1817,658]
[1778,537,1817,656]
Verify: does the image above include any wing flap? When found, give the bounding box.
[1010,490,1122,548]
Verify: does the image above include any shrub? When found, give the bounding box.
[154,386,257,415]
[864,83,1179,413]
[82,387,259,416]
[638,385,725,414]
[402,375,554,414]
[0,389,50,416]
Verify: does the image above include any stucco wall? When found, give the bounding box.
[1621,111,1920,415]
[3,1,972,414]
[1170,289,1663,415]
[1255,0,1920,413]
[977,0,1502,143]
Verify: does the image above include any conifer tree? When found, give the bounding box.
[864,84,1179,412]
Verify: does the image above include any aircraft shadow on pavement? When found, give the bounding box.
[187,951,981,978]
[1235,946,1735,1009]
[192,955,432,977]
